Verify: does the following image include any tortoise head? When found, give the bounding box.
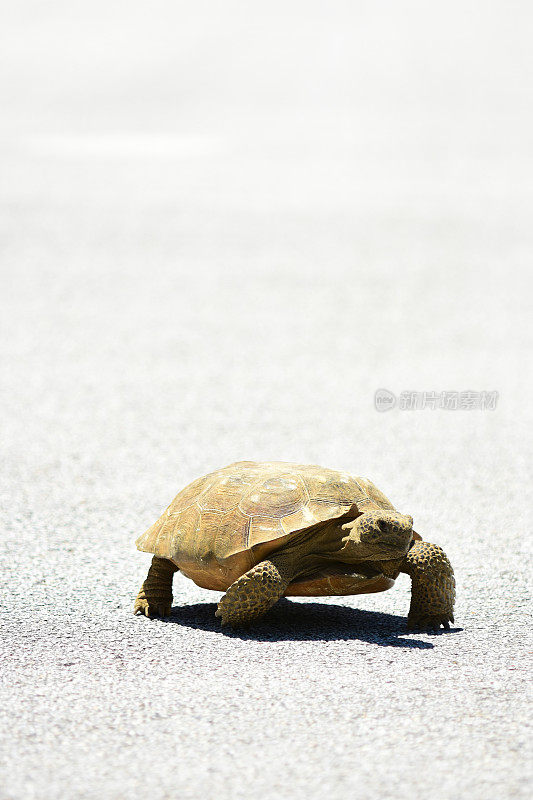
[341,509,414,562]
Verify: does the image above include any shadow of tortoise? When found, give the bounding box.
[160,598,460,647]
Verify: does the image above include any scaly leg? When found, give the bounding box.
[401,540,455,630]
[215,552,296,627]
[134,556,178,618]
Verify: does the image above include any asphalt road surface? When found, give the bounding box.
[1,3,532,799]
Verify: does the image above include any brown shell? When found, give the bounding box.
[135,461,410,594]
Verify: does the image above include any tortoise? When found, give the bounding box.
[134,461,455,629]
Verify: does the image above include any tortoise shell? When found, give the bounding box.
[136,461,405,596]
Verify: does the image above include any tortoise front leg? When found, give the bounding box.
[400,541,455,630]
[134,556,178,618]
[215,552,297,627]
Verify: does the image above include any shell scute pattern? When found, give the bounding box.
[356,477,396,510]
[302,469,361,505]
[238,474,305,518]
[136,461,368,564]
[249,516,284,543]
[280,504,317,534]
[168,505,201,561]
[213,507,251,560]
[197,474,252,513]
[168,473,214,513]
[152,515,176,553]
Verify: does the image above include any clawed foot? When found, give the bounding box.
[404,541,455,633]
[134,557,177,619]
[214,600,247,628]
[407,611,454,632]
[133,590,172,619]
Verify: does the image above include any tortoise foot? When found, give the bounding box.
[133,556,176,619]
[407,611,454,631]
[404,541,455,632]
[133,590,172,619]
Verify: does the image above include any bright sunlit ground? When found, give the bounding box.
[1,3,532,799]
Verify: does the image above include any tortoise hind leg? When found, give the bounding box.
[134,556,178,618]
[215,552,296,627]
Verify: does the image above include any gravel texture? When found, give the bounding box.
[1,3,532,799]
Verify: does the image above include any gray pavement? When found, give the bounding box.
[1,3,532,799]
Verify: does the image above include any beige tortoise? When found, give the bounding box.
[134,461,455,629]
